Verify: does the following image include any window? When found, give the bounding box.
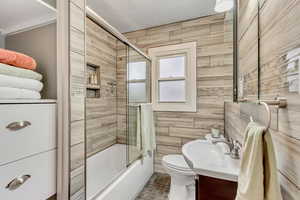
[149,42,197,112]
[128,61,148,102]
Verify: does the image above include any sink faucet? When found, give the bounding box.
[212,138,242,159]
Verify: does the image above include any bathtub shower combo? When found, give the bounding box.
[85,14,152,200]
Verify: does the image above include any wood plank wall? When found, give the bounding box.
[69,0,86,199]
[86,17,118,157]
[116,41,128,144]
[124,13,234,172]
[225,0,300,199]
[238,0,259,99]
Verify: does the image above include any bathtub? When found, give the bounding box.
[87,144,154,200]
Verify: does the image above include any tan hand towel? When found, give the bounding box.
[235,122,282,200]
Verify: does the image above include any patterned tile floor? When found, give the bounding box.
[136,173,171,200]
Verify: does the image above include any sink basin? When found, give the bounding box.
[182,139,240,182]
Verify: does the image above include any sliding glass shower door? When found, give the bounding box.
[127,47,151,165]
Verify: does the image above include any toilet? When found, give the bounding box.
[162,154,195,200]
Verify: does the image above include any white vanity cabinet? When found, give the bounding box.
[0,101,57,200]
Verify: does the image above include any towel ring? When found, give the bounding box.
[250,101,271,131]
[259,101,271,131]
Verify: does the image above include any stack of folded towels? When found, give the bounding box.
[0,48,43,99]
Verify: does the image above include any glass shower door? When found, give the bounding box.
[127,47,151,165]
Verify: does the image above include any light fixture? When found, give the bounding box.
[214,0,234,13]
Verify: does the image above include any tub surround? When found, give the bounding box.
[124,12,234,172]
[69,0,86,199]
[86,17,118,157]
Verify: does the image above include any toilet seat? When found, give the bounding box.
[162,155,193,173]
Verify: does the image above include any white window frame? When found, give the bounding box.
[127,61,149,103]
[149,42,197,112]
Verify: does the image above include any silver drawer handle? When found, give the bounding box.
[6,121,31,131]
[6,175,31,190]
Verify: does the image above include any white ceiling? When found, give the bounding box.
[0,0,56,35]
[87,0,216,33]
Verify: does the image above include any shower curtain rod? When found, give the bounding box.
[86,7,151,61]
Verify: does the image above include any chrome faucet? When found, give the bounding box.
[212,138,242,159]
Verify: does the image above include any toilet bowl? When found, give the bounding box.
[162,154,195,200]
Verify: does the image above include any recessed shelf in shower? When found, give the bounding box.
[86,62,101,98]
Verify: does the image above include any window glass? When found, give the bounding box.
[159,80,185,102]
[159,56,185,78]
[128,62,146,80]
[129,82,147,102]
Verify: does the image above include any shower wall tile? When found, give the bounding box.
[71,0,85,9]
[86,17,118,157]
[70,1,86,200]
[71,120,85,146]
[116,42,128,144]
[70,3,84,32]
[70,27,85,55]
[123,12,234,173]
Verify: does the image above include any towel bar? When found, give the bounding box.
[239,97,288,131]
[239,97,287,108]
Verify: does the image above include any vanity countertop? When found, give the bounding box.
[182,139,240,182]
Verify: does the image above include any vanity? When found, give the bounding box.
[182,139,240,200]
[0,100,57,200]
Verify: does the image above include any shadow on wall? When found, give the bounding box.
[0,33,5,48]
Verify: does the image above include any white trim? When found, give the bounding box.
[36,0,57,12]
[149,42,197,112]
[3,16,57,36]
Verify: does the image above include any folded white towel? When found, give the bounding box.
[0,87,41,99]
[0,63,43,81]
[0,74,43,92]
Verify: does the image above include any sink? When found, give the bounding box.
[182,139,240,182]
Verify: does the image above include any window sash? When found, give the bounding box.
[128,81,148,103]
[149,42,197,112]
[158,79,186,103]
[157,54,187,79]
[157,54,187,103]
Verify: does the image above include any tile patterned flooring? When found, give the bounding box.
[136,173,170,200]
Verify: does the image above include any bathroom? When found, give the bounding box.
[0,0,299,200]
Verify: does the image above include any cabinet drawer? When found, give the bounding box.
[0,150,56,200]
[0,104,56,165]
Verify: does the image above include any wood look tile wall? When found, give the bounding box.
[225,102,300,200]
[123,13,234,172]
[238,0,259,99]
[116,41,128,144]
[69,0,86,200]
[86,17,118,157]
[225,0,300,199]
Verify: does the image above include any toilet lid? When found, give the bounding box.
[162,155,192,171]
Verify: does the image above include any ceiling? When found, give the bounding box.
[0,0,56,35]
[87,0,216,33]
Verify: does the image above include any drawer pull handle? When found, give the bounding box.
[6,121,31,131]
[6,175,31,190]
